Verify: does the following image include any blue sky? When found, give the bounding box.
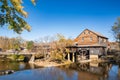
[0,0,120,41]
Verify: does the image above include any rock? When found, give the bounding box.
[0,70,14,75]
[5,70,14,74]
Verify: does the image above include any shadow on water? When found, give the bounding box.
[0,58,120,80]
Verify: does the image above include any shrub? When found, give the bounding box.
[8,54,25,61]
[10,54,19,61]
[18,55,25,60]
[50,50,65,63]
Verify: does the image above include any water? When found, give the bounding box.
[0,61,40,71]
[0,60,120,80]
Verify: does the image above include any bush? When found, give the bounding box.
[18,55,25,60]
[50,50,65,63]
[8,54,25,61]
[10,54,19,61]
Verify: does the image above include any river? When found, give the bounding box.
[0,60,120,80]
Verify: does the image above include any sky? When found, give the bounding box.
[0,0,120,41]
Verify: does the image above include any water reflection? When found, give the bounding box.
[0,61,39,71]
[0,62,120,80]
[0,67,78,80]
[59,62,120,80]
[107,65,120,80]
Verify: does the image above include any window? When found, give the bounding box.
[82,37,84,42]
[88,31,90,34]
[90,37,93,41]
[99,37,102,43]
[84,32,86,34]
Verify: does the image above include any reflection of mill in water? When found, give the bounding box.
[76,62,113,76]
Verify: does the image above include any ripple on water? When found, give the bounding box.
[0,67,78,80]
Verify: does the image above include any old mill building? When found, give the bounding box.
[67,29,108,62]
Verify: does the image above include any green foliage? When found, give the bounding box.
[18,55,25,60]
[9,54,19,61]
[0,0,36,33]
[8,54,25,61]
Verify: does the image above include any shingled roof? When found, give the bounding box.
[76,29,108,39]
[88,29,108,39]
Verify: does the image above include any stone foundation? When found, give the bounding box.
[90,55,98,60]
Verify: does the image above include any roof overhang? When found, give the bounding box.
[66,45,106,48]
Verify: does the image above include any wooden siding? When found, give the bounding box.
[75,29,98,45]
[74,29,108,46]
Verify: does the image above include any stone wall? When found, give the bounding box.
[90,55,98,60]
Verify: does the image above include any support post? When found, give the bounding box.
[72,52,75,62]
[68,53,70,61]
[29,54,35,63]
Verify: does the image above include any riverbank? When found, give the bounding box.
[29,58,113,67]
[29,60,73,67]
